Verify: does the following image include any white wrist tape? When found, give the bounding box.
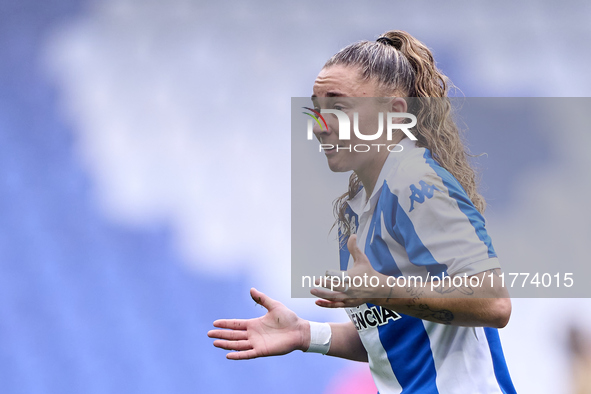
[306,321,332,355]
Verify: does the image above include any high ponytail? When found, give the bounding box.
[325,30,485,239]
[379,31,447,98]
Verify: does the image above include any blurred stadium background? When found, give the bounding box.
[1,0,591,393]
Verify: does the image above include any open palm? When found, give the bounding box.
[208,288,307,360]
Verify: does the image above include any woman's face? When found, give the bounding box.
[311,65,399,176]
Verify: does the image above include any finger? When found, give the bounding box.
[213,319,248,330]
[213,339,253,351]
[315,299,347,308]
[226,349,259,360]
[316,298,366,308]
[312,274,349,292]
[325,270,343,278]
[310,287,348,301]
[250,288,279,312]
[324,276,350,293]
[207,329,249,341]
[347,235,368,264]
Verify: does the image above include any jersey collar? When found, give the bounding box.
[347,138,416,216]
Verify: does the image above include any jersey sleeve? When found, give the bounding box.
[390,165,500,277]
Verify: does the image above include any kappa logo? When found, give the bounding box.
[409,180,440,212]
[348,305,402,331]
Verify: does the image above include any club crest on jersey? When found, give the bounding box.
[409,180,440,212]
[348,306,402,331]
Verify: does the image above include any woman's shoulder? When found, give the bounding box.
[385,146,441,189]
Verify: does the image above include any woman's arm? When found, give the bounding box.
[327,322,367,362]
[379,268,511,327]
[311,235,511,328]
[208,288,367,362]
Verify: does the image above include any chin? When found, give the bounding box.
[326,159,351,173]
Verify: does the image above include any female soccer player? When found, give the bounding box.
[208,30,516,394]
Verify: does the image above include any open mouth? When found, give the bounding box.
[323,145,339,154]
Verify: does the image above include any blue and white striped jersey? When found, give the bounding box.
[339,138,516,394]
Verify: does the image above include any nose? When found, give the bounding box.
[312,119,327,137]
[303,107,331,141]
[311,112,332,140]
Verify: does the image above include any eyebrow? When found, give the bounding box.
[311,91,346,98]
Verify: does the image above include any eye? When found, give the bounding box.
[334,105,344,111]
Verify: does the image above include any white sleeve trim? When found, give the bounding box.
[450,257,501,277]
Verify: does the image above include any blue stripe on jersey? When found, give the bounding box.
[365,195,403,277]
[422,150,496,258]
[484,328,517,394]
[374,310,439,393]
[385,188,448,277]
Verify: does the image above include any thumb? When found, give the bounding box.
[250,288,277,312]
[347,234,367,264]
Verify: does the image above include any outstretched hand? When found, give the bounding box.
[311,234,388,308]
[208,288,309,360]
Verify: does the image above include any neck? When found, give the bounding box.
[356,134,406,200]
[356,152,389,200]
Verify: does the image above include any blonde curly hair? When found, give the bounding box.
[324,30,485,238]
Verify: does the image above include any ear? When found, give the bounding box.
[389,97,408,113]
